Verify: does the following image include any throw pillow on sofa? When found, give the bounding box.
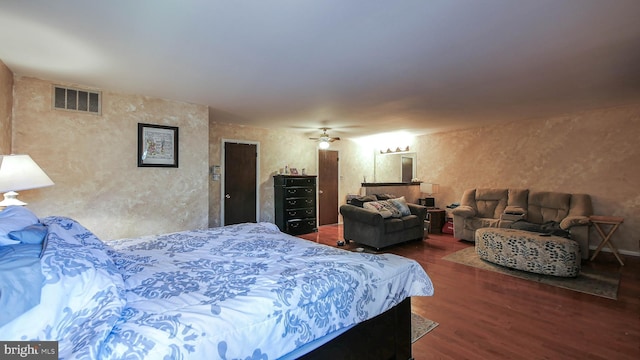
[389,196,411,216]
[364,200,402,218]
[374,193,397,200]
[350,195,378,207]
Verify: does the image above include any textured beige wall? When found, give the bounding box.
[414,104,640,254]
[335,139,375,202]
[11,76,209,240]
[0,60,12,154]
[208,121,319,227]
[6,72,639,255]
[206,118,375,227]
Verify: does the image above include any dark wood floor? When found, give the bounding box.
[298,225,640,360]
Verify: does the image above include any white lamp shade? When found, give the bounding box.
[420,183,439,195]
[318,140,330,149]
[0,155,54,193]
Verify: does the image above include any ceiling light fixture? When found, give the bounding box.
[310,128,340,149]
[379,146,410,154]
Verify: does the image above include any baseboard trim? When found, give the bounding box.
[589,245,640,258]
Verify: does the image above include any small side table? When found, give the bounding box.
[589,215,624,266]
[427,208,446,234]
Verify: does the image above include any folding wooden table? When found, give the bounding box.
[589,215,625,266]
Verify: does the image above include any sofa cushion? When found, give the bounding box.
[475,188,508,219]
[568,194,593,217]
[384,218,404,233]
[528,191,571,224]
[400,214,421,229]
[508,189,529,209]
[464,217,500,232]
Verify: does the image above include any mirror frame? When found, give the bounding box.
[374,151,416,183]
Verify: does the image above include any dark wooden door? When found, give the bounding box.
[318,150,339,225]
[224,142,257,225]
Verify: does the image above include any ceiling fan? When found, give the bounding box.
[309,128,340,149]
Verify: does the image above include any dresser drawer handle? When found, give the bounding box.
[288,211,296,216]
[290,222,300,228]
[288,200,296,205]
[305,210,313,215]
[287,189,296,194]
[305,199,313,204]
[305,188,313,193]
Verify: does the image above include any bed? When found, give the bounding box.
[0,206,434,359]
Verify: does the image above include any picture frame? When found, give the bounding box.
[289,168,299,175]
[138,123,179,167]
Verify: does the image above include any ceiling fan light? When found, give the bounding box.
[318,140,330,149]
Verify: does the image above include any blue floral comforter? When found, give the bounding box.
[0,218,434,359]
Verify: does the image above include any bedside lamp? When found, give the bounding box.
[420,183,439,208]
[0,154,54,206]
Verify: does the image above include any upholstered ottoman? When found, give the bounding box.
[475,228,580,277]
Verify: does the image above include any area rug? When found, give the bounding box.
[411,313,438,343]
[443,247,620,300]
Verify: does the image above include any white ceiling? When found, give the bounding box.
[1,0,640,139]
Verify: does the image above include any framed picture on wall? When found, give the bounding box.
[138,123,179,167]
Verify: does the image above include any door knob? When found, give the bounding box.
[225,194,231,199]
[319,190,324,194]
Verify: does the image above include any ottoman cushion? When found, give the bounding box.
[476,228,580,277]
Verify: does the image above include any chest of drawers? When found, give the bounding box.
[274,175,317,235]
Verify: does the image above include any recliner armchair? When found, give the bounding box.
[452,188,593,259]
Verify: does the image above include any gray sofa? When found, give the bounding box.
[340,197,427,250]
[451,188,593,259]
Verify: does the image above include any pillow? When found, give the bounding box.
[389,196,411,216]
[9,223,48,244]
[0,244,45,327]
[364,200,402,218]
[0,216,126,359]
[364,201,393,218]
[381,200,402,217]
[0,206,40,246]
[350,195,378,208]
[374,193,396,200]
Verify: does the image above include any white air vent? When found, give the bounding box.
[53,85,101,114]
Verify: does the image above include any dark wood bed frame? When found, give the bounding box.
[299,297,412,360]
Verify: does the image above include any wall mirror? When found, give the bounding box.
[373,152,416,183]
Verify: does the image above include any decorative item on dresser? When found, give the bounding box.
[273,175,317,235]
